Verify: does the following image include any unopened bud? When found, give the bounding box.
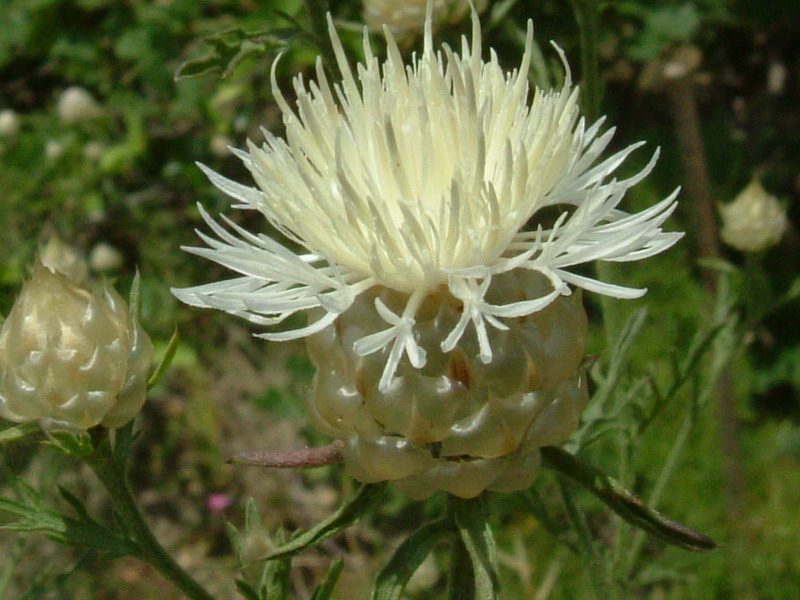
[364,0,488,44]
[720,178,788,252]
[0,109,20,137]
[40,234,89,284]
[57,87,103,123]
[0,262,153,430]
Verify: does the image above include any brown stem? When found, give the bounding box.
[227,441,344,468]
[667,74,720,293]
[666,64,745,522]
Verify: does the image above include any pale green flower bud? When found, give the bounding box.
[305,270,588,499]
[0,262,153,430]
[720,178,788,252]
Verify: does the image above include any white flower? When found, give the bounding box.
[173,13,681,393]
[0,109,20,137]
[57,86,103,123]
[720,178,787,252]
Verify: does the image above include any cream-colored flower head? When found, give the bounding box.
[0,261,153,430]
[720,178,788,252]
[364,0,489,43]
[173,13,681,393]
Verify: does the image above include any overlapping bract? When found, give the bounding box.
[0,263,153,430]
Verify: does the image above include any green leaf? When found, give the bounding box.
[311,558,344,600]
[260,528,291,600]
[372,519,453,600]
[174,27,300,81]
[450,495,500,600]
[255,483,386,563]
[541,446,716,552]
[44,431,95,459]
[129,269,142,321]
[147,325,180,389]
[0,423,41,445]
[0,495,139,558]
[234,579,260,600]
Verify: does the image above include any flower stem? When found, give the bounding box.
[86,431,215,600]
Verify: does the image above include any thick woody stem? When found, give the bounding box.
[227,441,344,468]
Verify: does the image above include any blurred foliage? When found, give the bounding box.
[1,0,800,598]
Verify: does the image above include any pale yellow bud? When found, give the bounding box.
[0,109,20,137]
[0,262,153,430]
[720,178,788,252]
[364,0,489,44]
[57,86,103,123]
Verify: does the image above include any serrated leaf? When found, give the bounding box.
[0,496,139,558]
[451,495,500,600]
[0,423,41,445]
[541,446,716,552]
[372,519,453,600]
[311,558,344,600]
[147,325,180,389]
[255,483,386,563]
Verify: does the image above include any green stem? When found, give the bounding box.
[447,535,475,600]
[570,0,601,122]
[303,0,335,64]
[87,432,215,600]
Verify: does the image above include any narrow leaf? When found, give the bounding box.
[373,519,453,600]
[255,483,386,563]
[234,579,260,600]
[451,496,500,600]
[129,270,142,321]
[311,558,344,600]
[541,446,716,552]
[0,423,40,445]
[147,326,180,389]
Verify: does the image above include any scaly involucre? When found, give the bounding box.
[173,13,681,391]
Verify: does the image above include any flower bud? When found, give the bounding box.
[0,262,153,430]
[57,86,103,123]
[364,0,488,44]
[0,109,20,137]
[720,178,788,252]
[40,234,90,284]
[305,270,588,499]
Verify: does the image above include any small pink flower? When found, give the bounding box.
[207,493,233,513]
